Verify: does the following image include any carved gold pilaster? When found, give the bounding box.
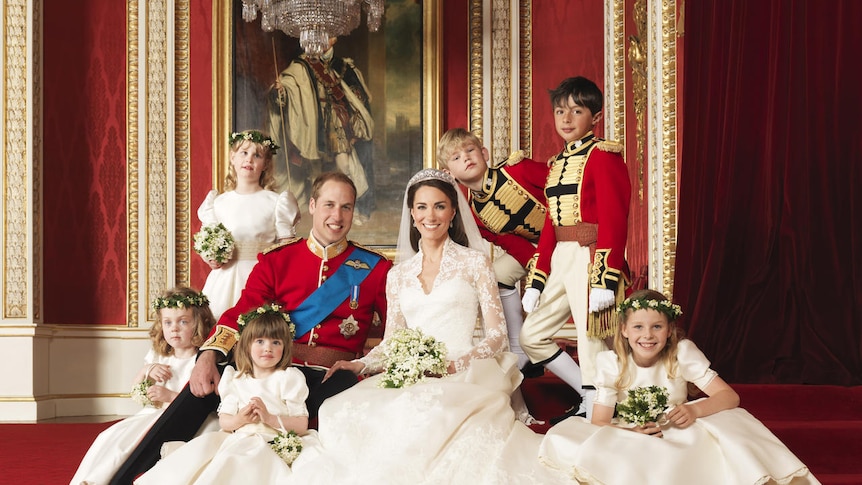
[127,0,140,326]
[175,1,191,287]
[2,0,40,321]
[604,0,626,146]
[468,0,483,139]
[519,1,532,157]
[128,1,186,325]
[647,0,678,297]
[490,0,511,162]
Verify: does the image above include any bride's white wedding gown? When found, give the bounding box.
[288,238,571,484]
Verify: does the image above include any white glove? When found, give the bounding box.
[522,288,541,313]
[589,288,615,313]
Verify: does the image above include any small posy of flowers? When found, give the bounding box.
[237,303,296,338]
[130,379,155,407]
[379,327,448,389]
[617,297,683,321]
[615,385,670,426]
[270,430,303,466]
[193,223,235,264]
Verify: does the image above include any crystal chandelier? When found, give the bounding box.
[241,0,385,57]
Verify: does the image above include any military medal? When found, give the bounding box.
[339,315,359,338]
[349,285,360,309]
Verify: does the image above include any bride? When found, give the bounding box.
[289,169,570,484]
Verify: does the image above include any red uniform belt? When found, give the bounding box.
[292,343,358,368]
[554,223,598,246]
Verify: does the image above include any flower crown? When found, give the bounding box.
[229,130,280,155]
[237,303,296,338]
[617,297,683,321]
[407,168,457,189]
[152,292,209,311]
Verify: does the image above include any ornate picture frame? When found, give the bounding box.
[213,1,441,246]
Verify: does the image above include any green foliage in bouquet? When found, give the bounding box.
[379,327,448,389]
[193,223,235,264]
[270,430,303,465]
[615,385,670,426]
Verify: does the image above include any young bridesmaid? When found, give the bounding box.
[70,287,218,485]
[539,289,818,484]
[198,130,300,319]
[135,304,315,484]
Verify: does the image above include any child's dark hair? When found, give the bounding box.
[234,312,294,377]
[150,286,216,356]
[548,76,604,116]
[406,178,469,251]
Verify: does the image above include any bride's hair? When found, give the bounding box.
[406,177,469,252]
[396,168,487,263]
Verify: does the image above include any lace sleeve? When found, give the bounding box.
[451,252,508,373]
[357,267,408,374]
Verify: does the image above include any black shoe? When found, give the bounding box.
[549,400,587,425]
[520,361,545,379]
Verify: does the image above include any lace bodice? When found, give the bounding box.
[360,238,508,374]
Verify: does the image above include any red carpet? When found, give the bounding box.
[4,381,860,484]
[0,421,117,484]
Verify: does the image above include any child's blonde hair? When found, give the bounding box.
[150,286,216,356]
[436,128,483,169]
[613,289,684,390]
[234,311,294,377]
[224,130,277,191]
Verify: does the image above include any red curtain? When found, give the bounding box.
[674,0,862,385]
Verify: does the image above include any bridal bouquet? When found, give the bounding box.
[130,379,155,407]
[270,430,303,466]
[193,223,235,264]
[379,327,448,389]
[615,385,670,426]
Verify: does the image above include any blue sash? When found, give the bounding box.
[290,247,382,339]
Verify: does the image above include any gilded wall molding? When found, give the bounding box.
[468,0,484,139]
[127,0,140,326]
[174,1,191,287]
[146,1,169,323]
[490,0,511,162]
[519,1,532,156]
[604,0,626,150]
[2,0,40,321]
[128,1,186,325]
[647,0,678,297]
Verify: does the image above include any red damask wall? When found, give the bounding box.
[43,0,127,324]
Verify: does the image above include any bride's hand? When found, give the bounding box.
[323,360,365,381]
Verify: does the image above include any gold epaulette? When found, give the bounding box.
[349,241,390,260]
[491,150,525,169]
[596,140,624,153]
[262,237,302,254]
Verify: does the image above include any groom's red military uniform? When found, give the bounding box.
[203,235,391,367]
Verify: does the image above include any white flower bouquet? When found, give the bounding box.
[130,379,154,407]
[193,223,235,264]
[270,430,303,466]
[615,385,670,426]
[379,327,448,389]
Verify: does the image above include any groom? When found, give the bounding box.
[111,171,391,484]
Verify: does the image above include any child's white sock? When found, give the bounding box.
[499,286,530,369]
